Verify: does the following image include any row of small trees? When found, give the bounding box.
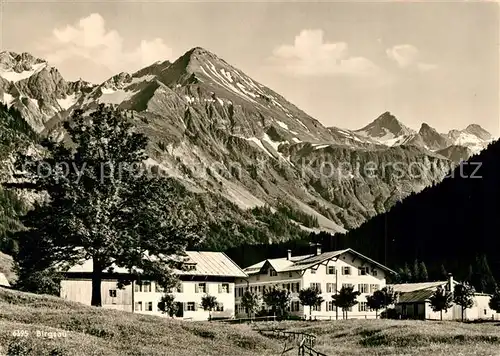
[157,285,396,320]
[247,285,395,320]
[430,283,500,321]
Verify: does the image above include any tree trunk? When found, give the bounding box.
[310,305,312,320]
[440,310,443,321]
[376,309,378,319]
[461,307,464,322]
[91,259,102,307]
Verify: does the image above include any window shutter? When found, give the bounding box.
[195,284,199,293]
[358,269,361,276]
[218,284,222,293]
[228,284,233,294]
[195,303,199,311]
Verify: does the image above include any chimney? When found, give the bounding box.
[287,250,292,261]
[316,244,322,256]
[448,273,454,293]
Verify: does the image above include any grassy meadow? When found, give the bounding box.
[1,287,500,355]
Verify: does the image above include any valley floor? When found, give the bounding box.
[1,288,499,356]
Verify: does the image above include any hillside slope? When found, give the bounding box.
[0,288,280,356]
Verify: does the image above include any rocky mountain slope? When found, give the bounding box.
[0,48,495,248]
[354,112,493,158]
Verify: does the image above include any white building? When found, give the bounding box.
[391,276,500,321]
[0,272,10,288]
[60,251,247,321]
[235,247,396,320]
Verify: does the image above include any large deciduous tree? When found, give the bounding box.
[6,104,201,305]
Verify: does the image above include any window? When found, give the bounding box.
[142,281,152,292]
[185,264,196,271]
[295,282,300,292]
[342,266,351,275]
[311,268,316,274]
[484,309,488,315]
[270,269,277,277]
[358,302,367,312]
[109,289,117,298]
[135,301,142,311]
[312,303,322,312]
[327,266,336,275]
[134,283,141,293]
[289,272,293,278]
[372,269,378,277]
[187,302,196,311]
[326,301,335,312]
[358,267,369,275]
[155,283,164,293]
[291,301,300,312]
[370,284,379,293]
[196,283,206,293]
[358,284,369,293]
[219,283,229,293]
[146,302,153,311]
[342,283,353,290]
[326,283,336,293]
[216,303,224,312]
[310,283,321,293]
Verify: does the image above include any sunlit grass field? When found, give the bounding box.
[0,288,280,356]
[279,319,500,356]
[1,287,500,356]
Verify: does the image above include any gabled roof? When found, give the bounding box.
[397,288,436,303]
[390,280,460,303]
[0,272,10,287]
[390,280,458,293]
[243,248,396,275]
[177,251,247,277]
[65,251,247,278]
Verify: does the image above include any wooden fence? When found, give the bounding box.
[255,328,328,356]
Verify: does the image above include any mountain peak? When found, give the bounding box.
[463,123,492,141]
[0,51,49,83]
[356,111,414,141]
[419,122,438,134]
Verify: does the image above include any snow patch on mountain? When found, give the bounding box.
[98,88,138,105]
[0,62,46,82]
[244,137,274,158]
[2,93,14,107]
[276,120,289,130]
[57,94,78,110]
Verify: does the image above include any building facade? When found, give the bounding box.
[390,277,500,321]
[60,251,247,321]
[235,247,396,319]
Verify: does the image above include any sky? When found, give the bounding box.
[1,0,499,135]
